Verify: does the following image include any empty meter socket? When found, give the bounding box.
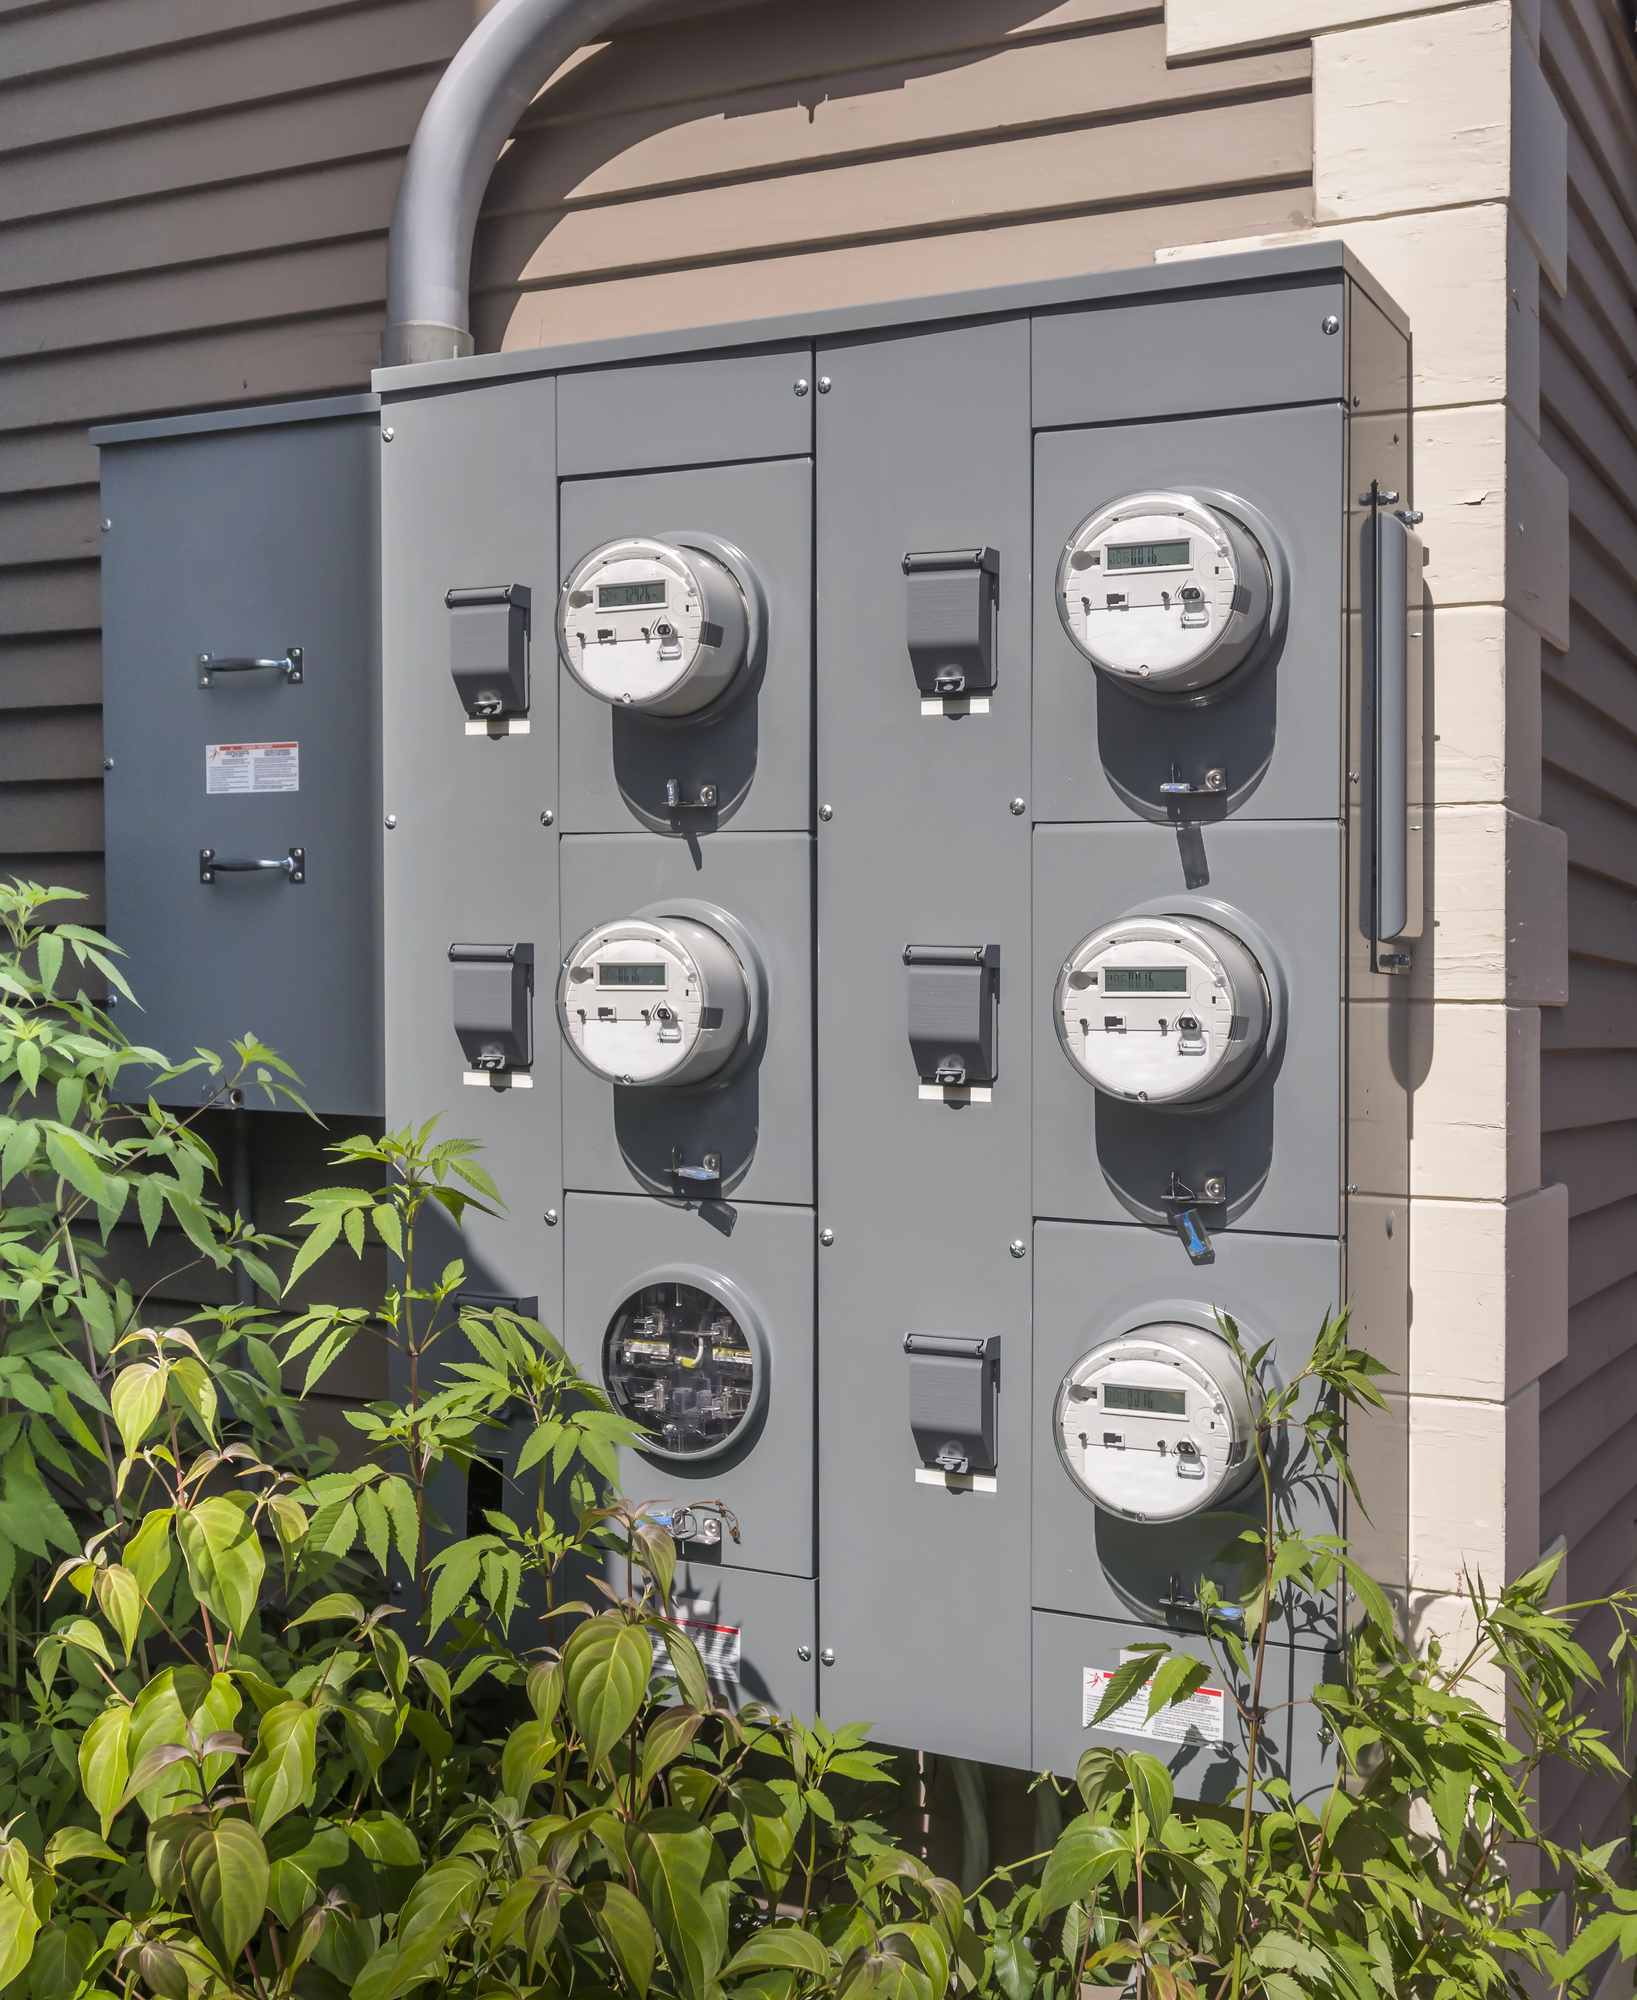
[603,1280,762,1461]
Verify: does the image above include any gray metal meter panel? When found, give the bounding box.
[1032,406,1345,826]
[1031,1219,1348,1647]
[565,1192,814,1581]
[811,314,1033,1767]
[558,832,813,1207]
[99,407,380,1113]
[378,373,565,1330]
[556,458,812,835]
[1033,821,1344,1240]
[1032,1609,1339,1805]
[1031,280,1347,430]
[556,344,812,475]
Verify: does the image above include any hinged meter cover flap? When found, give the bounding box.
[904,1332,1000,1475]
[448,584,530,718]
[904,943,999,1085]
[450,941,534,1071]
[902,546,999,696]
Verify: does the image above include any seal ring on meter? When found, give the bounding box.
[1055,1322,1257,1522]
[1056,491,1273,695]
[602,1270,767,1463]
[559,912,751,1087]
[558,535,755,716]
[1055,913,1271,1106]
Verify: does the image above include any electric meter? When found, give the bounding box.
[603,1279,760,1461]
[559,913,749,1087]
[1056,491,1271,694]
[1055,914,1269,1106]
[1055,1323,1257,1522]
[557,536,751,715]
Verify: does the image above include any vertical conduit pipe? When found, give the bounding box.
[381,0,657,367]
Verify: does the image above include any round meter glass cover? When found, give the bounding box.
[559,914,749,1088]
[1055,914,1270,1106]
[557,536,750,716]
[1054,1323,1257,1523]
[603,1281,759,1461]
[1056,491,1271,695]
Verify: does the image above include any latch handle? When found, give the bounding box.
[665,778,719,811]
[198,647,302,687]
[1159,763,1226,797]
[200,846,304,884]
[669,1147,722,1191]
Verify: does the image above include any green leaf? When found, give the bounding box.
[1087,1646,1170,1729]
[991,1934,1036,2000]
[286,1592,366,1628]
[725,1928,831,1977]
[77,1702,131,1838]
[501,1719,558,1805]
[630,1809,730,2000]
[43,1826,121,1868]
[583,1879,657,1999]
[564,1617,653,1771]
[1128,1753,1174,1842]
[424,1537,486,1641]
[181,1818,270,1975]
[109,1360,165,1458]
[0,1882,40,1992]
[176,1495,265,1637]
[1145,1653,1211,1724]
[1039,1826,1127,1918]
[92,1563,143,1664]
[347,1812,420,1868]
[244,1703,317,1833]
[123,1508,174,1600]
[351,1857,483,2000]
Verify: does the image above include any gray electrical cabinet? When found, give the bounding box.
[99,242,1419,1802]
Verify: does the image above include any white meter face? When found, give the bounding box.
[1055,1323,1256,1522]
[1057,492,1271,694]
[559,914,748,1088]
[557,537,750,716]
[1055,914,1269,1106]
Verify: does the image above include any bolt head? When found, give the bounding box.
[794,378,810,397]
[382,425,395,441]
[1203,1177,1226,1202]
[100,517,112,532]
[1009,797,1026,816]
[796,1644,812,1662]
[819,1228,834,1247]
[817,376,832,394]
[1322,314,1340,335]
[820,1648,835,1666]
[103,757,114,771]
[384,814,397,828]
[818,803,833,821]
[541,809,555,826]
[544,1208,559,1226]
[1010,1239,1027,1259]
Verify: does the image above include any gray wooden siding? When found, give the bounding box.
[1537,0,1637,1857]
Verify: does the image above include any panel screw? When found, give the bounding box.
[1346,1183,1358,1194]
[793,379,810,397]
[1010,1239,1027,1259]
[1322,314,1340,335]
[382,425,395,441]
[392,1580,404,1594]
[820,1648,835,1666]
[1009,797,1026,816]
[384,814,397,828]
[541,809,555,826]
[1348,771,1360,783]
[817,376,832,394]
[544,1208,558,1226]
[100,517,112,532]
[103,757,114,770]
[797,1644,812,1661]
[819,1228,834,1247]
[1203,1176,1226,1201]
[818,803,833,821]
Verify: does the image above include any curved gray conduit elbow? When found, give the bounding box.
[382,0,653,367]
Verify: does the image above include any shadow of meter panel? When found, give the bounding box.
[363,246,1418,1799]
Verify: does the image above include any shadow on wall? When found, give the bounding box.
[468,0,1162,351]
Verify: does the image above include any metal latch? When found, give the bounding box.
[669,1148,721,1193]
[665,778,719,811]
[1159,763,1226,797]
[200,846,304,884]
[198,647,302,688]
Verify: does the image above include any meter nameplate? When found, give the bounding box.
[1055,914,1269,1106]
[560,913,750,1088]
[557,535,751,717]
[1055,1323,1257,1523]
[1056,491,1271,695]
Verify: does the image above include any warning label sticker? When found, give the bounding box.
[206,742,299,795]
[1083,1654,1226,1745]
[652,1608,742,1690]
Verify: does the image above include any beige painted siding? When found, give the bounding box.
[1536,0,1637,1855]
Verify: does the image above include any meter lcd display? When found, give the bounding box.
[1103,1383,1188,1415]
[597,580,668,609]
[1105,539,1190,571]
[1103,966,1189,994]
[598,963,666,987]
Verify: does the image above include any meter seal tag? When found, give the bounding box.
[1160,1175,1215,1264]
[1083,1654,1226,1745]
[205,742,299,795]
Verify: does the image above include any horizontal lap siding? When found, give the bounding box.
[1538,0,1637,1856]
